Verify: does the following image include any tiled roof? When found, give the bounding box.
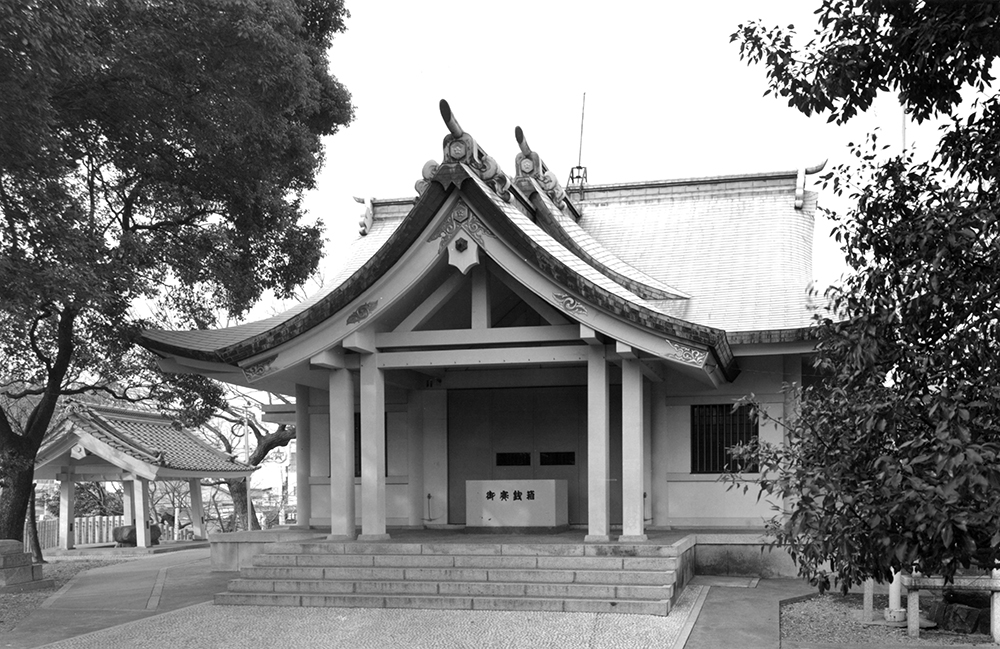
[44,403,253,475]
[140,199,415,361]
[138,148,817,369]
[526,179,690,301]
[577,174,817,332]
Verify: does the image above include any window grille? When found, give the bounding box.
[496,452,532,466]
[690,404,758,473]
[539,452,575,466]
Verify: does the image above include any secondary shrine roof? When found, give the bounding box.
[35,403,254,481]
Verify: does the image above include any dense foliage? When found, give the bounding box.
[729,1,1000,592]
[0,0,353,540]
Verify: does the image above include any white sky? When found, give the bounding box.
[289,0,945,301]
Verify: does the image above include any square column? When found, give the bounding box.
[293,384,312,529]
[187,479,206,539]
[359,353,389,540]
[620,357,647,541]
[58,475,75,550]
[328,368,356,540]
[586,345,611,542]
[121,480,135,527]
[134,477,151,548]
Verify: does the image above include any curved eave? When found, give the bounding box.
[518,177,691,301]
[458,170,738,380]
[141,163,738,380]
[139,180,454,364]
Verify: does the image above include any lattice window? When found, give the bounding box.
[690,404,758,473]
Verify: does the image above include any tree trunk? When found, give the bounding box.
[227,478,260,531]
[0,448,36,542]
[26,484,44,562]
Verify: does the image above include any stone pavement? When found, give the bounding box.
[5,548,982,649]
[2,549,232,649]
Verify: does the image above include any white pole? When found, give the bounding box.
[244,409,252,531]
[889,569,902,611]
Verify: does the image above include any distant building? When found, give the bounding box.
[140,103,823,541]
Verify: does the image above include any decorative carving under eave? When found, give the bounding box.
[347,300,379,325]
[438,99,513,202]
[553,292,588,316]
[514,126,567,209]
[242,355,278,382]
[662,340,709,368]
[427,201,495,253]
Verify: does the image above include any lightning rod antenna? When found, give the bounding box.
[567,93,588,192]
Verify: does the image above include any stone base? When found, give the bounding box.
[618,534,649,543]
[584,534,612,543]
[356,534,391,542]
[0,539,50,590]
[209,530,329,571]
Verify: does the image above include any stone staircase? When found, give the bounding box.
[216,540,683,615]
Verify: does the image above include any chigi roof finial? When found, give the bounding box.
[514,126,566,209]
[415,100,512,201]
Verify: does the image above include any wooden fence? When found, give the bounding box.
[23,516,194,552]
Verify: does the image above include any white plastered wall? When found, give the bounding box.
[650,355,799,529]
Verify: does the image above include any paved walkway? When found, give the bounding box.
[3,549,978,649]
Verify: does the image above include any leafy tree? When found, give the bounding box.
[728,1,1000,592]
[0,0,353,541]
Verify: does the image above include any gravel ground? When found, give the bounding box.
[782,593,994,646]
[0,557,136,636]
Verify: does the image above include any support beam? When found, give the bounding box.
[134,477,151,548]
[328,368,356,540]
[377,325,580,349]
[293,384,312,529]
[310,347,345,370]
[471,265,491,329]
[188,479,206,539]
[620,357,647,541]
[378,345,587,369]
[58,475,75,550]
[359,353,389,540]
[344,329,376,354]
[492,269,570,326]
[586,345,611,543]
[580,324,601,346]
[394,271,466,333]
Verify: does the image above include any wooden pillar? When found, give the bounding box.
[58,473,75,550]
[121,479,135,527]
[359,352,389,540]
[328,368,356,540]
[188,479,206,539]
[585,345,611,542]
[134,477,151,548]
[620,357,647,541]
[294,384,312,529]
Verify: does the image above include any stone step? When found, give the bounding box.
[215,591,671,616]
[252,552,678,572]
[227,577,673,601]
[267,542,680,559]
[240,565,674,586]
[220,541,682,617]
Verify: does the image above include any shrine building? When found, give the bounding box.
[138,101,823,545]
